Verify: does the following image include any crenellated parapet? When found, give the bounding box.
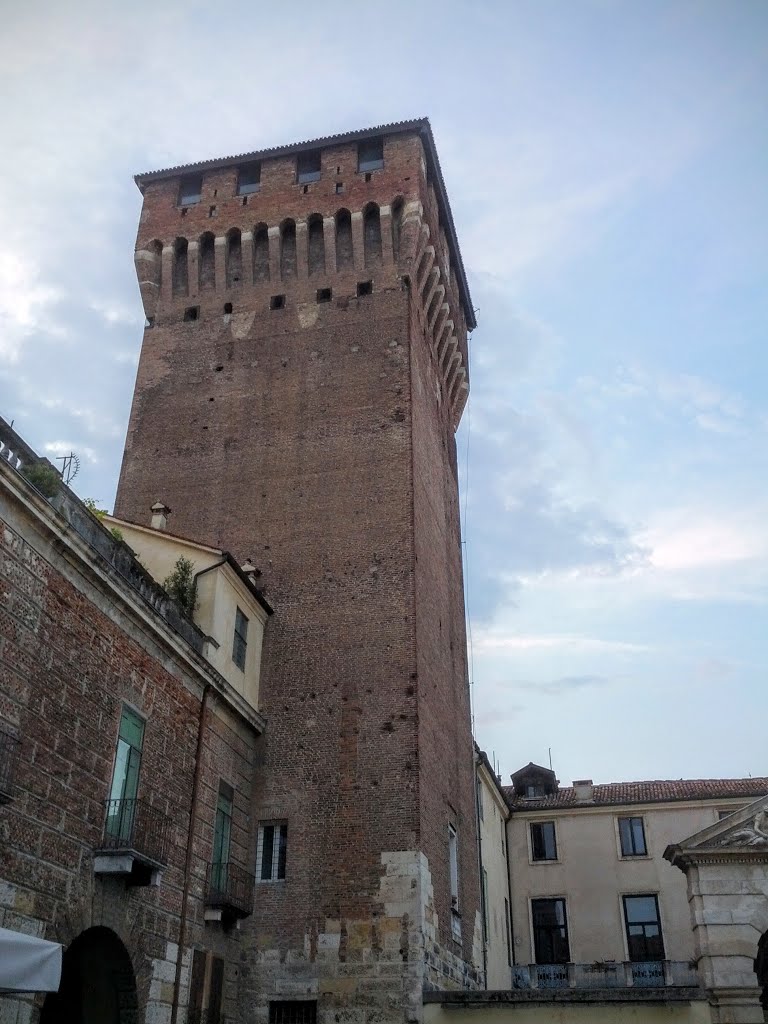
[132,121,473,429]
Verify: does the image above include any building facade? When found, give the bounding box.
[504,763,767,992]
[114,120,482,1021]
[0,419,267,1023]
[474,749,512,989]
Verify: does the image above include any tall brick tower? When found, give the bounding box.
[116,120,480,1022]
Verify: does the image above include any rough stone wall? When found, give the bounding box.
[115,129,479,1022]
[0,480,259,1023]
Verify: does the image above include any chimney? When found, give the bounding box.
[150,501,171,531]
[241,559,261,582]
[573,779,594,803]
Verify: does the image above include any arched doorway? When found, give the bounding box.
[40,927,138,1024]
[757,930,768,1022]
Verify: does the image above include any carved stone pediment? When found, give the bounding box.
[716,810,768,849]
[665,793,768,867]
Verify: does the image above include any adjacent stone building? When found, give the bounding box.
[504,763,767,976]
[0,418,268,1023]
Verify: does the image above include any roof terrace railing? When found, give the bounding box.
[512,961,698,991]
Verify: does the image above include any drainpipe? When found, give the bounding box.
[170,682,211,1024]
[473,754,488,989]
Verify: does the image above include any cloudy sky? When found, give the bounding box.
[2,0,766,786]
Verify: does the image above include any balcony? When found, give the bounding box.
[94,798,171,885]
[205,861,254,925]
[0,726,21,804]
[511,961,699,995]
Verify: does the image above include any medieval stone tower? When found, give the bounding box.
[115,119,480,1022]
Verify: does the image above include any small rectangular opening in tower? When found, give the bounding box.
[356,281,373,297]
[237,162,261,195]
[296,151,321,185]
[178,175,202,207]
[316,288,332,304]
[208,205,216,218]
[335,182,344,194]
[358,137,384,173]
[270,295,285,310]
[183,306,200,322]
[269,1002,317,1024]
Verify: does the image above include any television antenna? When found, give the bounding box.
[56,452,80,486]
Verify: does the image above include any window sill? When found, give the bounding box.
[530,859,560,866]
[618,853,651,861]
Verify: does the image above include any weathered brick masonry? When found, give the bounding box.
[115,120,481,1022]
[0,433,264,1024]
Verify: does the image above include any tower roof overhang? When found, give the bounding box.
[133,118,476,331]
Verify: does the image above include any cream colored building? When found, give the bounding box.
[105,502,272,712]
[504,763,767,976]
[475,748,513,989]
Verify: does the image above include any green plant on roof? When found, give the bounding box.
[163,556,197,615]
[20,462,61,498]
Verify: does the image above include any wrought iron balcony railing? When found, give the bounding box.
[206,860,254,919]
[0,726,21,804]
[512,961,699,991]
[98,797,171,867]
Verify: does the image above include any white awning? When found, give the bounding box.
[0,926,62,992]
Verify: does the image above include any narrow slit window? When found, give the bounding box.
[232,606,248,670]
[257,822,288,881]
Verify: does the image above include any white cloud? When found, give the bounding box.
[473,630,649,655]
[0,249,64,363]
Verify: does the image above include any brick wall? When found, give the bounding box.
[0,465,260,1023]
[115,126,480,1021]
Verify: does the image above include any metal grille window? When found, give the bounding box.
[257,822,287,881]
[623,895,665,962]
[358,137,384,172]
[269,1002,317,1024]
[619,816,647,856]
[531,898,570,965]
[178,175,202,206]
[232,607,248,670]
[530,821,557,861]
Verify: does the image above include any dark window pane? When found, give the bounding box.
[238,163,261,195]
[297,152,321,184]
[261,824,274,880]
[358,138,384,172]
[233,607,248,670]
[623,895,665,962]
[531,822,557,860]
[179,175,202,206]
[532,898,570,964]
[620,817,647,856]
